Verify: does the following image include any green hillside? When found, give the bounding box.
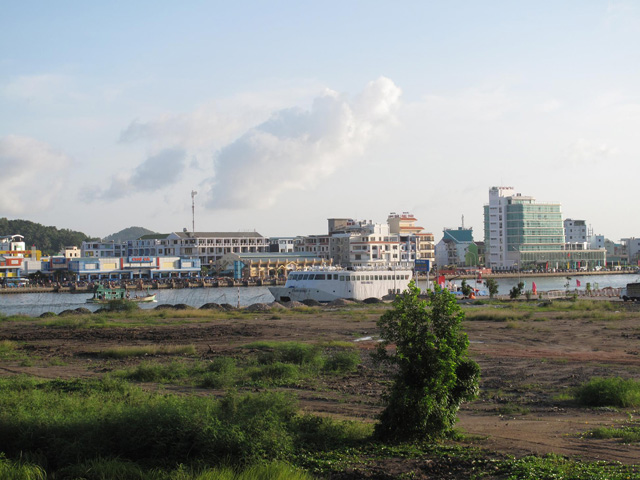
[103,226,158,243]
[0,218,92,255]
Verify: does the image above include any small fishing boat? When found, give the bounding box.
[87,285,156,304]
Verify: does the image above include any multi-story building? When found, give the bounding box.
[484,187,606,270]
[564,219,588,245]
[347,221,401,268]
[435,227,476,267]
[387,212,435,264]
[294,234,331,262]
[66,256,201,281]
[624,238,640,265]
[62,246,81,259]
[0,234,26,255]
[269,237,296,253]
[82,232,270,273]
[81,240,128,258]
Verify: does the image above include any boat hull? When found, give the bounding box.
[268,287,343,303]
[87,294,156,304]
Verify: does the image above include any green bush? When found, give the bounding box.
[374,282,480,441]
[106,299,140,312]
[293,415,372,450]
[249,362,301,385]
[200,357,238,389]
[0,377,303,470]
[323,350,361,373]
[247,341,322,366]
[574,377,640,408]
[117,361,192,382]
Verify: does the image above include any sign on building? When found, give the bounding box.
[415,259,431,272]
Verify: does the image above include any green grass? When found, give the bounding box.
[587,423,640,443]
[0,376,367,475]
[496,453,637,480]
[0,454,45,480]
[0,376,637,479]
[113,341,362,388]
[464,308,532,322]
[0,340,18,359]
[115,360,195,382]
[496,402,530,416]
[100,344,197,358]
[574,377,640,408]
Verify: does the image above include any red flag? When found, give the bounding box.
[576,279,581,287]
[532,281,537,294]
[438,275,445,288]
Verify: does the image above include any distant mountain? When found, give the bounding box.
[0,218,94,255]
[102,226,158,243]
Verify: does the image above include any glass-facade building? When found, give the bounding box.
[484,187,605,269]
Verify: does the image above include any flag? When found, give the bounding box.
[438,275,445,288]
[532,282,537,294]
[576,279,581,287]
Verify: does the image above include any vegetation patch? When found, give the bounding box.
[100,344,197,358]
[464,309,532,322]
[574,377,640,408]
[0,376,367,476]
[586,422,640,443]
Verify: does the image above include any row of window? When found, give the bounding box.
[288,273,411,281]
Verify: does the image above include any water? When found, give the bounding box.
[416,273,640,296]
[2,273,639,317]
[0,286,275,317]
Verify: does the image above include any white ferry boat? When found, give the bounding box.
[269,267,413,302]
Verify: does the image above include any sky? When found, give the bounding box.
[1,1,639,241]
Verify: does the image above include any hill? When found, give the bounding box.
[0,218,93,255]
[102,226,158,243]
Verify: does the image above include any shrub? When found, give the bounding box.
[106,299,139,312]
[247,341,322,366]
[574,377,640,408]
[249,362,301,384]
[0,377,301,470]
[374,282,480,441]
[323,350,361,373]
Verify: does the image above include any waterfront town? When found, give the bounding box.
[1,186,639,286]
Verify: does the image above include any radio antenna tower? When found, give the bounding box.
[191,190,198,233]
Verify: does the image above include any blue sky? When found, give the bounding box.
[1,1,639,241]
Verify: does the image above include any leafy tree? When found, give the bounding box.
[509,281,525,299]
[460,279,473,297]
[484,278,499,298]
[0,218,93,255]
[373,281,480,441]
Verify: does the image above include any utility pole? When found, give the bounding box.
[191,190,197,233]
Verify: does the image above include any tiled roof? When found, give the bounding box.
[443,229,474,243]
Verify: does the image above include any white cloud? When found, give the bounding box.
[206,77,402,209]
[0,135,72,214]
[83,147,187,201]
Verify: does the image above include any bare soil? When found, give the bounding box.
[1,301,640,470]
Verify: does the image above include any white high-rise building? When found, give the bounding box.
[564,219,588,245]
[483,187,565,269]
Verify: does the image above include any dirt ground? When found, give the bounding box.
[1,300,640,469]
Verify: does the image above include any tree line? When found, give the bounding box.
[0,218,94,255]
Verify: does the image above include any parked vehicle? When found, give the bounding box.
[620,283,640,301]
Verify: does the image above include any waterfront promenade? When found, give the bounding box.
[1,269,636,295]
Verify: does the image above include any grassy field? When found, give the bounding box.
[1,298,639,478]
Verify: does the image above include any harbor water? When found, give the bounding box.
[1,273,638,317]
